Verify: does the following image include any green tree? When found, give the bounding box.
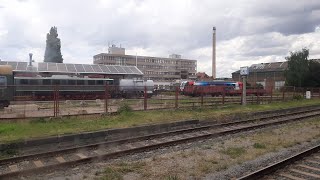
[285,48,320,87]
[285,48,309,87]
[44,26,63,63]
[305,60,320,87]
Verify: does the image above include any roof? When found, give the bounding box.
[0,61,143,75]
[232,61,287,74]
[196,72,209,79]
[94,53,197,62]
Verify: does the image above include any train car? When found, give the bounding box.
[14,75,115,100]
[0,65,14,108]
[119,79,154,98]
[13,75,155,100]
[181,80,240,96]
[181,80,265,96]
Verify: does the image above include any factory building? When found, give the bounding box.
[232,59,320,89]
[93,45,197,81]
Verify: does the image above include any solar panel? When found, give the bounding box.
[65,64,76,72]
[114,66,126,73]
[98,65,111,73]
[7,62,18,69]
[38,62,48,71]
[91,65,103,72]
[108,66,118,73]
[83,64,94,72]
[129,66,142,74]
[121,66,134,74]
[0,61,143,75]
[57,63,68,72]
[16,62,28,71]
[74,64,85,72]
[48,63,58,71]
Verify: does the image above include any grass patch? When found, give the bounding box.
[0,145,18,159]
[165,175,180,180]
[101,167,122,180]
[220,147,246,158]
[253,143,266,149]
[0,99,319,143]
[99,162,146,180]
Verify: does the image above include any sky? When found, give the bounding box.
[0,0,320,77]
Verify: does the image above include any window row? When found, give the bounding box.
[15,79,114,86]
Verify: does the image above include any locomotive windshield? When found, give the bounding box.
[0,76,7,89]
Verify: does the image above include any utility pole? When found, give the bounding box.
[240,66,249,106]
[242,75,247,105]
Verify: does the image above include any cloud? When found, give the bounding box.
[0,0,320,78]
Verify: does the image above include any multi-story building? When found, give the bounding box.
[93,45,197,81]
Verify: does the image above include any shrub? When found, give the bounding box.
[117,103,133,114]
[293,94,303,100]
[30,117,47,123]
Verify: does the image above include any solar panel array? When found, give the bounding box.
[0,61,143,75]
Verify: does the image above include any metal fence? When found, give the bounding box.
[1,85,320,119]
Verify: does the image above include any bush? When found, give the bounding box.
[117,103,133,114]
[293,94,303,100]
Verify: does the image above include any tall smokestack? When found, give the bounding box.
[29,53,33,66]
[212,27,216,79]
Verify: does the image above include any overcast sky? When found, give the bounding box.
[0,0,320,77]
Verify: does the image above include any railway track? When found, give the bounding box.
[237,144,320,180]
[1,107,320,178]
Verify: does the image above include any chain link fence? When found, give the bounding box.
[0,85,319,119]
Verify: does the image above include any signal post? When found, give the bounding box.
[240,66,249,106]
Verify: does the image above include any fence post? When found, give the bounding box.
[282,87,285,101]
[222,87,225,105]
[240,89,243,105]
[257,88,260,104]
[105,84,108,113]
[57,85,59,115]
[319,88,320,99]
[175,86,178,109]
[54,85,59,117]
[53,85,56,117]
[144,85,147,110]
[270,87,273,103]
[201,87,204,107]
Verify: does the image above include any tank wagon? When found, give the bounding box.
[119,79,154,98]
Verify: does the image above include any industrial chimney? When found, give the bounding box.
[212,27,216,79]
[29,53,33,66]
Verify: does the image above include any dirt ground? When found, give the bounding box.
[94,117,320,180]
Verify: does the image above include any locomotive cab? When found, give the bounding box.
[0,65,14,109]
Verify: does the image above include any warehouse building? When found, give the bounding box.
[232,59,320,89]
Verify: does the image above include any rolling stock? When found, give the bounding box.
[0,65,154,108]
